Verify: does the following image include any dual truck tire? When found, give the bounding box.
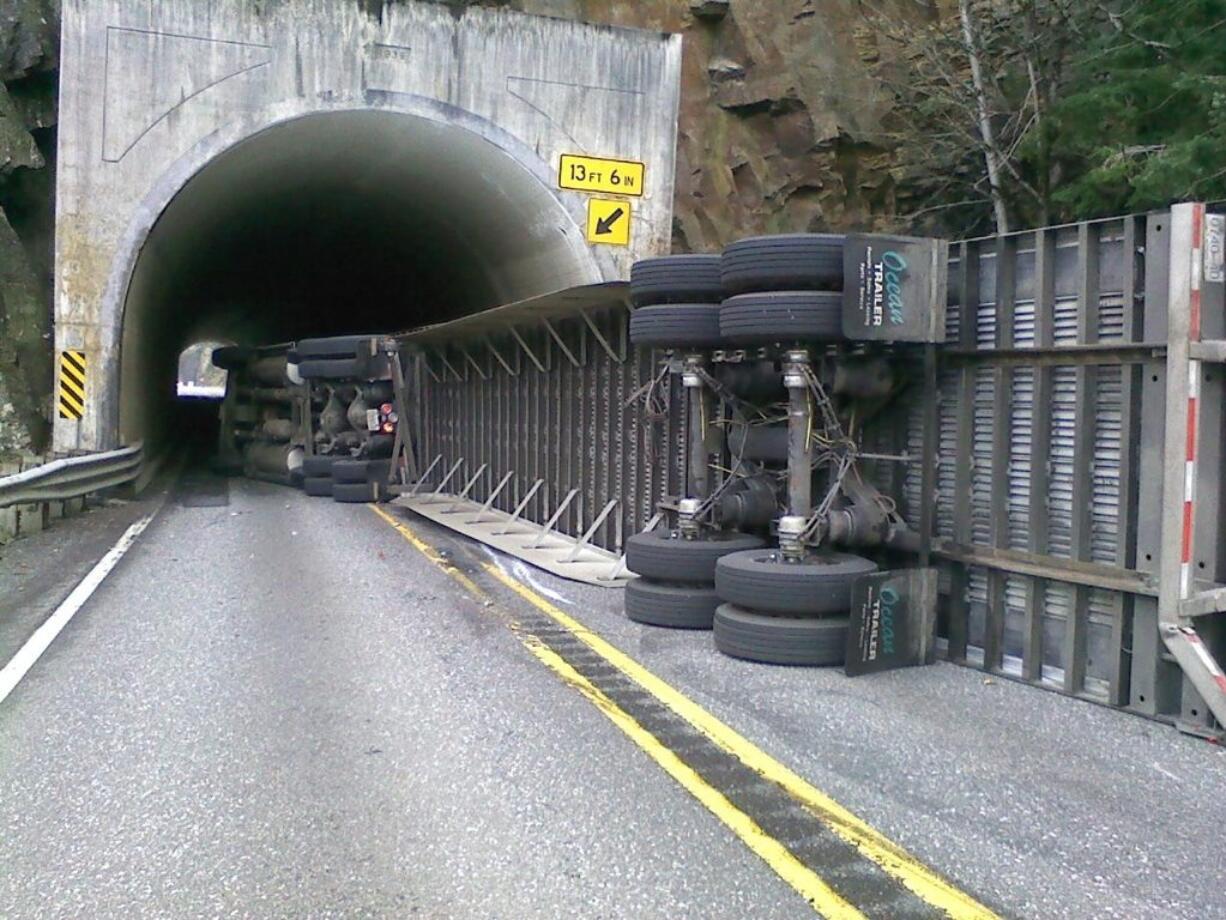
[623,530,765,631]
[623,529,877,667]
[627,293,847,348]
[300,457,391,503]
[297,334,390,381]
[629,235,846,348]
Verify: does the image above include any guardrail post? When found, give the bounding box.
[0,458,19,543]
[17,456,47,535]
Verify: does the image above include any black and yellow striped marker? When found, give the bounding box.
[58,350,87,420]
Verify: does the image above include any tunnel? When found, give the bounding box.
[118,109,601,452]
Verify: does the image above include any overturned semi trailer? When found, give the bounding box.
[388,204,1226,738]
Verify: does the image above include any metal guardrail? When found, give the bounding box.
[0,443,143,509]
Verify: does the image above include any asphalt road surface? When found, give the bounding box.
[1,471,1224,919]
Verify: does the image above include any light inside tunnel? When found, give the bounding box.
[119,108,598,451]
[176,342,230,400]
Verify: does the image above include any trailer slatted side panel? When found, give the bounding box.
[904,214,1190,721]
[1008,368,1034,550]
[411,305,684,553]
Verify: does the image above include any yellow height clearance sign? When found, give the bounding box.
[59,350,87,420]
[559,154,645,197]
[586,198,632,247]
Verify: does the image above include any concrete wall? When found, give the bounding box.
[55,0,682,451]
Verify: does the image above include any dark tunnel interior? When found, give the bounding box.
[120,109,598,451]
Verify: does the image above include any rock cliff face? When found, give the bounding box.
[0,0,916,452]
[0,0,57,454]
[512,0,911,251]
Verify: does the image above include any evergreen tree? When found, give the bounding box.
[1041,0,1226,218]
[872,0,1226,234]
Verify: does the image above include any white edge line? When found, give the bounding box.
[0,511,157,704]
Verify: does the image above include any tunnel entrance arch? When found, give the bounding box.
[54,0,683,451]
[112,105,602,451]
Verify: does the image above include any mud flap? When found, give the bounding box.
[845,568,938,677]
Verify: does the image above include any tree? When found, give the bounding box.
[1039,0,1226,218]
[959,0,1012,232]
[870,0,1226,235]
[868,0,1099,235]
[874,0,1102,234]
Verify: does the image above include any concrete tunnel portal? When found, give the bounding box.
[120,109,600,450]
[54,0,683,453]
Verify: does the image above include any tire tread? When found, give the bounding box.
[715,549,877,615]
[626,530,766,583]
[714,604,849,666]
[625,579,720,629]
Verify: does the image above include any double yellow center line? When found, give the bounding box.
[371,504,998,919]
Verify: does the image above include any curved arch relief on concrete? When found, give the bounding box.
[55,0,682,452]
[101,25,274,163]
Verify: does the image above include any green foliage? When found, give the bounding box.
[1041,0,1226,218]
[876,0,1226,234]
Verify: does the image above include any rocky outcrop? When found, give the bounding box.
[0,0,57,454]
[511,0,921,251]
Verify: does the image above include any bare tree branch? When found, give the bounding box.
[958,0,1011,231]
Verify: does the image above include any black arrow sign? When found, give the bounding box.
[595,207,626,235]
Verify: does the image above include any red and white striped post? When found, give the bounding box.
[1159,202,1226,724]
[1179,203,1204,600]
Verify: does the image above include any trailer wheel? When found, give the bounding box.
[625,579,720,629]
[332,481,377,503]
[625,530,765,584]
[360,381,395,403]
[210,345,255,371]
[302,456,337,477]
[331,460,367,484]
[303,477,334,497]
[720,234,845,295]
[298,357,365,380]
[629,304,723,348]
[364,459,393,485]
[365,435,395,460]
[714,605,849,666]
[720,292,844,345]
[715,550,877,616]
[231,404,260,425]
[296,335,381,359]
[332,459,391,484]
[631,255,725,307]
